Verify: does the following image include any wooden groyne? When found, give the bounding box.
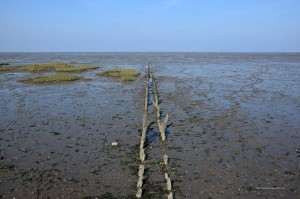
[136,64,150,198]
[136,63,173,199]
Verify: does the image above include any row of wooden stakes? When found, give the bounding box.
[136,63,173,199]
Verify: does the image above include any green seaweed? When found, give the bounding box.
[97,68,140,82]
[0,62,98,72]
[19,74,81,84]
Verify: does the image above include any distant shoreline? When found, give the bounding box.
[0,51,300,54]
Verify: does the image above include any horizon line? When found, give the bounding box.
[0,51,300,53]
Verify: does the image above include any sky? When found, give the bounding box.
[0,0,300,52]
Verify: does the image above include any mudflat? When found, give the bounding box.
[0,53,299,198]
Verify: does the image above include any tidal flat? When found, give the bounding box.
[0,52,299,198]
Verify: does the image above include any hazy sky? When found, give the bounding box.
[1,0,300,52]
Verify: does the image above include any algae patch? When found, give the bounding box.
[0,63,98,72]
[97,69,140,82]
[19,74,82,84]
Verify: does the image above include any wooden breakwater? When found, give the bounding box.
[136,63,173,199]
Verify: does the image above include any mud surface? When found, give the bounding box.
[0,52,299,198]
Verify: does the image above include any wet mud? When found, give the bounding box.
[0,53,299,198]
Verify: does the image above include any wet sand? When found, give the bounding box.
[0,53,299,198]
